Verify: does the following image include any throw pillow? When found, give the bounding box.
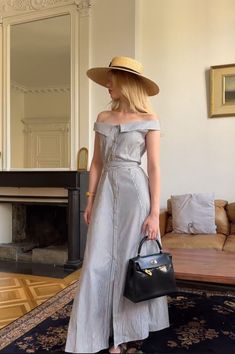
[167,198,229,235]
[171,193,217,234]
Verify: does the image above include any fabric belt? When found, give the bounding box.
[103,160,140,170]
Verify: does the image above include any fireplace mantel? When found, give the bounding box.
[0,171,89,270]
[0,171,83,188]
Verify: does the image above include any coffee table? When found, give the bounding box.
[166,248,235,286]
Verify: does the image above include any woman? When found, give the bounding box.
[65,56,169,354]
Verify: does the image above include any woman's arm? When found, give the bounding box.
[87,132,103,195]
[141,125,161,239]
[146,129,161,216]
[84,130,103,224]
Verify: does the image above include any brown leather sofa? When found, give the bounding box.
[160,200,235,252]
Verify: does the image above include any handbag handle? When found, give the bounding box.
[137,236,162,256]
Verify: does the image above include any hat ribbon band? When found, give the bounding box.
[109,64,141,75]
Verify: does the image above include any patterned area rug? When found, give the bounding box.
[0,282,234,353]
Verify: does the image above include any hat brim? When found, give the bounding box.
[86,67,159,96]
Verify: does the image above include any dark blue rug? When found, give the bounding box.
[0,282,234,354]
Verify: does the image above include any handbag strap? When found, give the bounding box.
[137,236,162,256]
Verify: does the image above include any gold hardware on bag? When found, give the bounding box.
[150,259,158,264]
[159,265,167,272]
[144,269,152,276]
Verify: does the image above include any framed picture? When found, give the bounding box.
[210,64,235,117]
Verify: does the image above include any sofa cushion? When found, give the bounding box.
[226,203,235,222]
[166,199,229,235]
[230,224,235,235]
[223,235,235,252]
[226,203,235,235]
[162,233,226,251]
[171,193,217,234]
[215,200,230,235]
[166,215,173,233]
[167,198,173,215]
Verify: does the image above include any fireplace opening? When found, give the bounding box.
[13,203,67,247]
[26,204,67,248]
[0,203,68,265]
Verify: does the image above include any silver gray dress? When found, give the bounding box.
[65,119,169,353]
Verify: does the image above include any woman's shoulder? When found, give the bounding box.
[96,111,159,124]
[96,111,113,123]
[139,113,160,132]
[138,112,159,122]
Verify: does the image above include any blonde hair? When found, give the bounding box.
[110,70,153,114]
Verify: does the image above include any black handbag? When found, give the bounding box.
[123,236,177,303]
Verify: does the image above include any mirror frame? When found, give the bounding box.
[0,0,91,171]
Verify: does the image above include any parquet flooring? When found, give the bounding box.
[0,269,81,329]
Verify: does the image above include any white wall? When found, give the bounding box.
[139,0,235,207]
[89,0,136,154]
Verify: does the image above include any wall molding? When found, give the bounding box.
[77,0,91,16]
[22,116,70,125]
[11,81,70,94]
[0,0,91,17]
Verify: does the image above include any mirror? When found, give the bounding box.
[10,15,71,168]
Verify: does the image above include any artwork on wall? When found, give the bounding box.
[210,64,235,117]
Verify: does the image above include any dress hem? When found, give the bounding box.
[113,321,170,349]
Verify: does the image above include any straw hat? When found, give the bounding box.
[86,56,159,96]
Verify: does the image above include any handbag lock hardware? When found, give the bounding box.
[144,269,152,276]
[159,265,168,272]
[150,259,158,264]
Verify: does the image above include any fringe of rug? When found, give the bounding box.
[175,286,235,297]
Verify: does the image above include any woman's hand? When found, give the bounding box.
[84,199,94,225]
[141,213,159,240]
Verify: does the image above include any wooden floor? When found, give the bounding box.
[0,269,81,329]
[1,249,234,330]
